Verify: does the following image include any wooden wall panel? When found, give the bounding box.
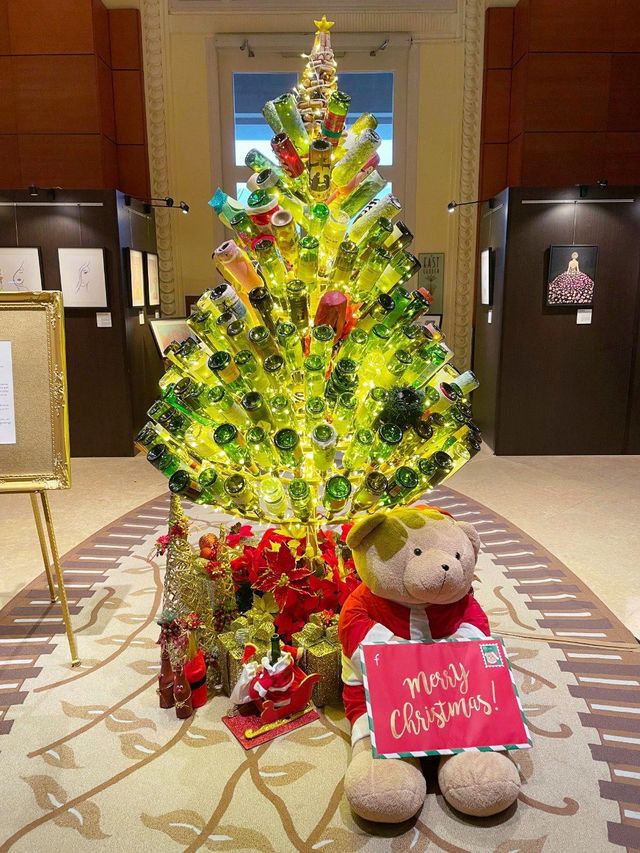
[528,0,614,53]
[18,135,106,187]
[113,70,146,145]
[608,54,640,133]
[482,70,511,143]
[524,54,611,133]
[519,132,607,185]
[0,1,10,54]
[97,57,116,143]
[507,133,523,185]
[485,7,513,69]
[0,57,15,133]
[6,0,94,55]
[613,0,640,52]
[108,9,142,70]
[0,135,20,186]
[91,0,110,66]
[102,137,119,190]
[512,0,530,65]
[117,144,150,199]
[12,55,100,134]
[508,55,526,141]
[480,143,508,198]
[605,133,640,184]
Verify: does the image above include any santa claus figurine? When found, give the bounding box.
[230,634,305,710]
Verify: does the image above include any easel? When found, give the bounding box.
[28,490,80,667]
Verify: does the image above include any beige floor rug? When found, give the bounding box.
[0,486,638,853]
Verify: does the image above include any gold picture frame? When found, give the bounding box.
[0,291,71,492]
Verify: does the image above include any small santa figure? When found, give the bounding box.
[230,634,305,710]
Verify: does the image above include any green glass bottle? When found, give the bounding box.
[332,128,381,188]
[311,423,338,473]
[325,357,358,403]
[253,237,287,305]
[349,194,402,245]
[379,466,420,508]
[187,310,227,353]
[260,475,288,518]
[247,323,280,363]
[329,240,358,289]
[261,99,284,135]
[406,343,454,389]
[273,93,310,156]
[235,349,269,396]
[351,471,388,512]
[224,473,259,512]
[274,428,303,469]
[241,391,273,430]
[288,478,313,521]
[403,419,435,456]
[357,217,394,266]
[383,220,414,254]
[307,202,330,238]
[340,327,368,364]
[371,423,404,464]
[263,353,287,393]
[230,210,261,251]
[363,324,392,362]
[388,322,424,354]
[340,171,387,219]
[286,279,309,334]
[323,475,352,514]
[213,423,253,469]
[305,395,326,430]
[269,631,282,665]
[357,294,395,332]
[304,355,326,399]
[147,443,182,477]
[427,450,454,486]
[276,321,304,380]
[449,370,480,398]
[398,288,433,326]
[381,349,413,387]
[168,470,205,503]
[135,422,159,452]
[353,247,392,303]
[184,422,221,461]
[342,427,374,472]
[198,467,228,506]
[246,426,276,472]
[380,287,411,328]
[269,393,294,430]
[225,319,247,354]
[355,387,388,430]
[310,324,335,362]
[157,409,189,441]
[333,391,357,437]
[319,209,349,276]
[206,384,247,428]
[376,253,423,296]
[248,291,278,337]
[321,90,351,145]
[208,350,248,397]
[245,147,286,183]
[298,235,320,287]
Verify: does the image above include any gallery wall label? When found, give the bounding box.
[0,341,17,445]
[418,252,444,314]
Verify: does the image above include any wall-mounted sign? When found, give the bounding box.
[418,252,444,314]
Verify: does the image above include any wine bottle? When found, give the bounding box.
[351,471,388,512]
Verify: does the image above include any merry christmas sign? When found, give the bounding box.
[361,638,532,758]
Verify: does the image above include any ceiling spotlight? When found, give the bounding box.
[447,197,495,213]
[179,201,190,215]
[447,201,457,213]
[28,185,39,197]
[164,196,175,207]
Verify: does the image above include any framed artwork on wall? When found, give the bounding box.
[145,252,160,307]
[0,248,43,292]
[126,249,145,308]
[149,317,193,358]
[57,248,108,309]
[418,252,445,314]
[480,248,494,306]
[546,245,597,307]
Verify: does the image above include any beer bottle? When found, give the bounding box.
[286,279,309,335]
[321,91,351,145]
[308,139,332,201]
[349,195,402,245]
[248,292,278,337]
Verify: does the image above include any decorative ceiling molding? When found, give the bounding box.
[141,0,178,317]
[452,0,484,369]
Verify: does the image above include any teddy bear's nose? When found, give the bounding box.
[442,564,450,572]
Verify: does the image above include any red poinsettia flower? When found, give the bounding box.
[230,544,259,585]
[226,523,254,548]
[154,534,171,556]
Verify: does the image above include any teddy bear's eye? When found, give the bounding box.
[413,548,422,556]
[455,552,461,560]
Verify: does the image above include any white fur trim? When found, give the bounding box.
[351,712,371,747]
[409,606,432,641]
[342,623,394,686]
[449,622,488,640]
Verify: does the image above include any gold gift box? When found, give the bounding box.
[216,611,274,696]
[292,614,342,707]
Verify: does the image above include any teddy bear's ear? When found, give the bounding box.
[346,512,387,550]
[457,521,481,558]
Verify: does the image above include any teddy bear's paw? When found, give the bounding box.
[438,751,521,817]
[344,749,426,824]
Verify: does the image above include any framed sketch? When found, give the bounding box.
[418,253,445,314]
[149,317,194,358]
[126,249,145,308]
[145,252,160,307]
[546,245,597,307]
[0,248,43,292]
[426,314,443,330]
[480,248,494,306]
[57,248,108,309]
[0,291,71,492]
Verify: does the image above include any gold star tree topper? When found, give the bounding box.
[314,15,335,32]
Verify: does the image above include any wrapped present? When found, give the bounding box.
[292,612,342,707]
[216,611,274,696]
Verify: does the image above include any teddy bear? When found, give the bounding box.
[339,506,521,824]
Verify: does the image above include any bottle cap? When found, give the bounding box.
[271,209,293,228]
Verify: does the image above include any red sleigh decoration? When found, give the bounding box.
[243,672,320,739]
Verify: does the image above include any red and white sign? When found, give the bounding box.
[360,638,531,758]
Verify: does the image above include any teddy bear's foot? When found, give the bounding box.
[438,751,520,817]
[344,737,426,823]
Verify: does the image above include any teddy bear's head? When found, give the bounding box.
[345,507,481,607]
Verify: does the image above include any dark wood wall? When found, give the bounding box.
[0,1,149,199]
[480,1,640,199]
[473,186,640,455]
[0,188,162,456]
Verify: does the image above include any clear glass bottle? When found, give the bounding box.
[224,473,259,512]
[371,423,404,464]
[305,396,326,430]
[206,384,247,428]
[246,426,276,472]
[235,349,269,395]
[260,475,288,518]
[187,310,227,353]
[311,423,338,474]
[310,324,335,361]
[208,350,248,397]
[253,237,288,307]
[333,391,357,437]
[352,471,389,512]
[342,427,374,472]
[304,355,326,399]
[269,393,294,430]
[332,128,381,188]
[271,208,299,271]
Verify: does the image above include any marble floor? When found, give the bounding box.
[1,450,639,636]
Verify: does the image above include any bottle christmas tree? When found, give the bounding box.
[138,20,482,550]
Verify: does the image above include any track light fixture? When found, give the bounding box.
[370,38,389,57]
[447,198,496,213]
[28,185,39,197]
[124,194,189,214]
[240,38,255,58]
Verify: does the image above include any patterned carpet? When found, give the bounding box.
[0,487,638,853]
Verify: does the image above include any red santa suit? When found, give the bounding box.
[338,584,490,746]
[230,644,305,708]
